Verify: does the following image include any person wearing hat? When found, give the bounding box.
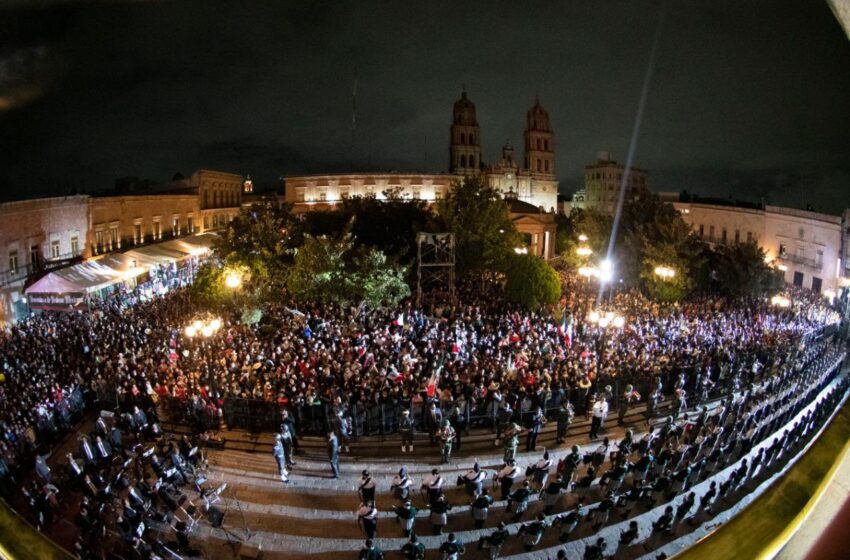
[439,419,456,464]
[400,533,425,560]
[273,434,289,483]
[394,499,417,537]
[399,409,415,453]
[461,462,486,499]
[358,469,376,504]
[618,384,641,426]
[471,488,494,529]
[477,521,510,559]
[438,533,464,560]
[502,423,520,464]
[392,467,413,502]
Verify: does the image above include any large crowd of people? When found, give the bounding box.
[0,272,845,559]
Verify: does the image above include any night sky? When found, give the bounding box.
[1,0,849,213]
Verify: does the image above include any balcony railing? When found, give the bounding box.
[778,253,821,269]
[0,251,83,288]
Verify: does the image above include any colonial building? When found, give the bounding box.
[0,169,243,325]
[671,195,849,295]
[570,151,649,215]
[284,91,560,258]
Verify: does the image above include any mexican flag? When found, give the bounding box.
[426,357,444,398]
[393,312,404,326]
[558,311,573,348]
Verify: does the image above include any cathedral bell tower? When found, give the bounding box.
[449,89,482,175]
[523,98,555,178]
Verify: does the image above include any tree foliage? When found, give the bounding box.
[287,235,410,307]
[556,208,613,269]
[435,174,520,275]
[504,254,561,309]
[214,200,293,297]
[295,188,436,264]
[711,241,784,298]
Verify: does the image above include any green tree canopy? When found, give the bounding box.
[711,241,785,298]
[287,235,410,307]
[214,199,293,296]
[503,253,561,309]
[435,174,520,275]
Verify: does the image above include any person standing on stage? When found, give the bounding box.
[590,395,608,440]
[556,400,574,444]
[526,407,547,452]
[618,384,640,426]
[273,434,289,483]
[327,431,340,479]
[399,409,415,453]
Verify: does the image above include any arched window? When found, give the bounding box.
[537,138,542,150]
[460,132,465,144]
[460,154,467,168]
[537,159,542,172]
[545,160,550,172]
[544,139,549,151]
[470,155,475,168]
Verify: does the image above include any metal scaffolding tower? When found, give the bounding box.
[416,232,455,306]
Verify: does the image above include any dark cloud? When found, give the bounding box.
[0,0,848,213]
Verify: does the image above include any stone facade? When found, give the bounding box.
[570,151,649,215]
[0,195,90,324]
[673,199,848,294]
[0,169,243,325]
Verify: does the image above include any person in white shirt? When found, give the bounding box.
[590,396,609,440]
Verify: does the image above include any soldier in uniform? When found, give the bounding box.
[439,419,456,464]
[477,521,510,559]
[518,513,549,552]
[429,494,452,535]
[394,499,417,537]
[503,423,520,464]
[618,385,640,426]
[647,379,663,425]
[422,468,445,505]
[399,409,415,453]
[529,450,552,490]
[541,474,566,515]
[400,534,425,560]
[556,400,574,444]
[438,533,464,560]
[471,489,493,529]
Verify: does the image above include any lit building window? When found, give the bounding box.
[9,250,18,274]
[51,240,60,259]
[70,236,79,256]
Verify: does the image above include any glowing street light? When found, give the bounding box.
[770,295,791,308]
[598,259,614,283]
[578,266,597,278]
[225,271,242,289]
[588,310,600,323]
[578,234,589,242]
[612,316,626,329]
[514,247,528,255]
[184,325,197,338]
[210,318,222,331]
[576,246,593,257]
[192,320,202,331]
[201,325,214,337]
[653,265,676,280]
